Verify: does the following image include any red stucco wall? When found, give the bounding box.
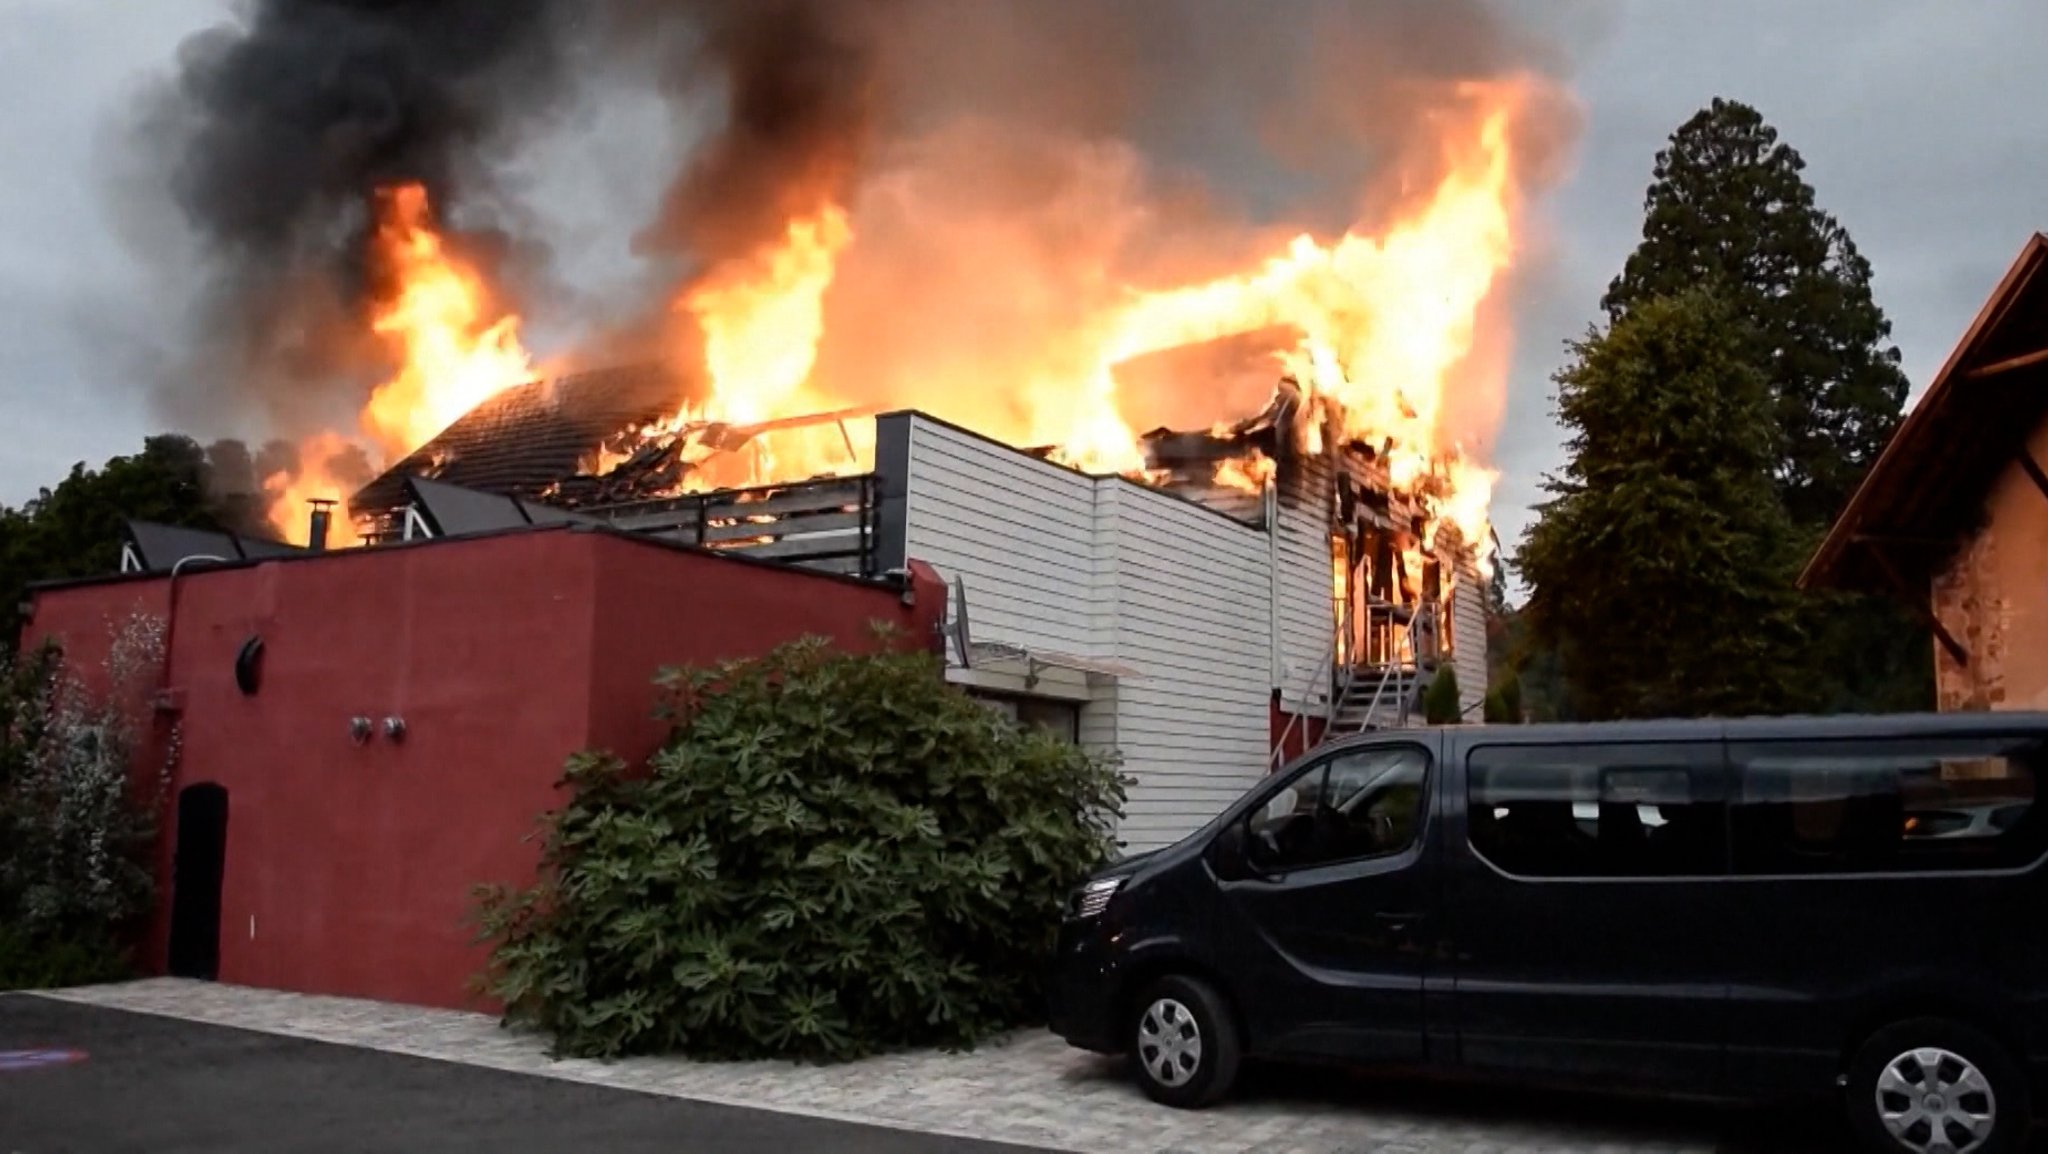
[23,527,944,1010]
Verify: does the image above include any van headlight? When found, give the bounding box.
[1069,875,1127,920]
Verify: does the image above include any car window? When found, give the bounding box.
[1246,746,1428,871]
[1468,743,1724,878]
[1730,736,2047,875]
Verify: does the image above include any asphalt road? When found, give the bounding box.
[0,995,1048,1154]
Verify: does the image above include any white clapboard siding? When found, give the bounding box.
[1451,550,1488,721]
[1273,485,1336,717]
[1091,482,1272,852]
[902,418,1103,657]
[902,416,1277,853]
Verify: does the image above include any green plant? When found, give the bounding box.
[474,630,1128,1062]
[0,611,172,990]
[1423,665,1462,725]
[1483,672,1524,724]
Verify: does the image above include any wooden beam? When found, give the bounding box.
[1863,540,1969,668]
[2018,451,2048,503]
[1967,345,2048,379]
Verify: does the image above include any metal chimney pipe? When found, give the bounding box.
[307,499,335,552]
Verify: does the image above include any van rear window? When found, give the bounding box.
[1729,737,2047,875]
[1467,743,1724,878]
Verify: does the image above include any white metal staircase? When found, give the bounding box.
[1269,610,1435,771]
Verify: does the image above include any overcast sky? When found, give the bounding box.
[2,0,2044,570]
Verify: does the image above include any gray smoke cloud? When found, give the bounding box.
[110,0,1597,467]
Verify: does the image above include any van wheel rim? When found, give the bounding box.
[1876,1046,1996,1154]
[1137,998,1202,1088]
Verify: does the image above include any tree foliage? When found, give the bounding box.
[0,613,172,990]
[0,436,271,649]
[474,634,1129,1062]
[1518,97,1931,716]
[1423,665,1462,725]
[1517,289,1811,720]
[1602,97,1910,528]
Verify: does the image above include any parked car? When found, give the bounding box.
[1047,712,2048,1154]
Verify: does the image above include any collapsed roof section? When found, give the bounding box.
[348,363,689,537]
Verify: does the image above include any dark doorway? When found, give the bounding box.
[167,783,229,981]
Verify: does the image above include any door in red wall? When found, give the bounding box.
[167,783,229,981]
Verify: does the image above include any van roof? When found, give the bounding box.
[1329,712,2048,754]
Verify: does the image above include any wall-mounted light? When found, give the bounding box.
[382,716,407,743]
[349,716,373,745]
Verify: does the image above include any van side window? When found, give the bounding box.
[1729,737,2047,875]
[1245,746,1428,871]
[1467,744,1724,878]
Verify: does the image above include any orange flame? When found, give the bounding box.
[266,183,534,547]
[1213,449,1278,493]
[263,431,364,548]
[638,85,1522,567]
[659,205,865,489]
[360,183,533,460]
[1088,94,1516,554]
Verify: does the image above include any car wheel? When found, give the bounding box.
[1126,974,1241,1109]
[1845,1017,2030,1154]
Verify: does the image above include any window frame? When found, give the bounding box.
[1462,739,1730,884]
[1726,734,2048,880]
[1237,740,1435,876]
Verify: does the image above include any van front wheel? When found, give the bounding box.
[1126,974,1241,1109]
[1845,1018,2029,1154]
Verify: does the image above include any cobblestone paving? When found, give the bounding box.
[36,980,1802,1153]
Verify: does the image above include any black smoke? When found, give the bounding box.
[116,0,1597,456]
[123,0,577,435]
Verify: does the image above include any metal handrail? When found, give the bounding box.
[1269,625,1343,770]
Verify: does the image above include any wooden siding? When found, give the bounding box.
[1451,549,1488,721]
[1096,481,1272,850]
[1274,457,1337,717]
[901,418,1103,658]
[901,416,1272,851]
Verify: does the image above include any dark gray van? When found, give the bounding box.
[1046,712,2048,1154]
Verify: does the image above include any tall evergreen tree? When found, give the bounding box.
[1517,289,1810,720]
[1601,97,1929,712]
[1603,98,1910,526]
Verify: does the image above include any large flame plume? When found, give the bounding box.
[629,84,1526,562]
[265,184,533,544]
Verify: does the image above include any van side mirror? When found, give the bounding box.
[1210,821,1249,880]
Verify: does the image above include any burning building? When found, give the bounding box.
[105,0,1579,852]
[301,343,1487,850]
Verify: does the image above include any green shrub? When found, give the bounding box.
[1423,664,1462,725]
[1498,670,1524,724]
[0,612,171,991]
[474,632,1128,1062]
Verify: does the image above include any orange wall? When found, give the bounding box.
[24,527,944,1009]
[1932,416,2048,711]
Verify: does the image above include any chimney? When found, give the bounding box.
[307,499,335,552]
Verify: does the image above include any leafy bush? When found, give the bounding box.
[475,632,1128,1061]
[0,612,173,990]
[1423,664,1462,725]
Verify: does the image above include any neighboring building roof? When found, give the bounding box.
[122,520,303,572]
[1803,232,2048,594]
[402,476,601,537]
[348,362,689,522]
